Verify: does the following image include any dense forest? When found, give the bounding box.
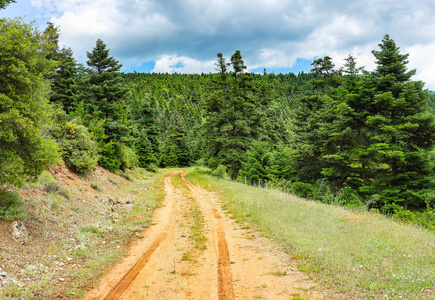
[2,15,435,229]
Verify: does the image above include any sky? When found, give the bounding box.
[2,0,435,90]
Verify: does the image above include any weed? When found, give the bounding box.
[169,257,177,274]
[91,181,102,191]
[0,188,27,221]
[272,267,288,276]
[291,294,305,300]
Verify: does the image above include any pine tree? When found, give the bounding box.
[160,112,191,167]
[204,51,269,180]
[50,48,79,113]
[366,35,435,209]
[76,39,132,170]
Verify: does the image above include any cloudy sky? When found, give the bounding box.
[2,0,435,89]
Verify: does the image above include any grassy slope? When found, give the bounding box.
[186,170,435,299]
[0,165,170,299]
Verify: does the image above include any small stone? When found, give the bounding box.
[113,219,119,223]
[12,221,28,245]
[59,277,65,282]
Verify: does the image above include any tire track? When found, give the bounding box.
[82,172,177,300]
[83,170,326,299]
[181,173,235,300]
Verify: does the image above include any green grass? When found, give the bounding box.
[185,171,435,299]
[0,188,27,221]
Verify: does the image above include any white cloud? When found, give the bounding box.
[20,0,435,89]
[407,44,435,88]
[152,55,215,74]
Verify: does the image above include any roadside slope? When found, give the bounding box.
[0,163,165,299]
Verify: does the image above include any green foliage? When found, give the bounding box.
[98,141,122,172]
[394,206,435,230]
[160,112,192,167]
[0,18,59,186]
[62,122,99,173]
[0,188,27,221]
[0,0,16,10]
[211,165,228,179]
[239,141,272,185]
[72,39,133,172]
[290,34,435,214]
[119,145,138,169]
[335,187,362,207]
[49,47,79,113]
[291,182,314,198]
[204,51,278,179]
[135,130,157,169]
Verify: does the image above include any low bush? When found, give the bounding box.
[291,181,314,198]
[62,122,99,173]
[0,188,27,221]
[211,165,228,179]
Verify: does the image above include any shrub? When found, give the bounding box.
[311,178,334,203]
[291,181,314,198]
[62,122,99,173]
[98,141,122,172]
[212,165,228,179]
[0,188,27,221]
[335,187,362,207]
[120,145,138,169]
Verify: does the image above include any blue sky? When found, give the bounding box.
[2,0,435,89]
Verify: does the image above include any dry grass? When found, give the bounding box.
[186,170,435,299]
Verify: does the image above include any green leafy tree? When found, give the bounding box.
[0,0,15,10]
[0,18,58,186]
[135,130,157,168]
[61,122,99,173]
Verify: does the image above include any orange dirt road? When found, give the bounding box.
[82,171,326,299]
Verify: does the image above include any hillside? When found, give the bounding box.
[0,163,165,299]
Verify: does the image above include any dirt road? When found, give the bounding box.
[83,171,325,299]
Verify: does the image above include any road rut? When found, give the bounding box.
[82,171,325,299]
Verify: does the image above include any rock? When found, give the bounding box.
[74,244,85,250]
[12,221,28,245]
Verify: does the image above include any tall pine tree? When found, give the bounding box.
[204,51,272,179]
[76,39,132,171]
[366,34,435,210]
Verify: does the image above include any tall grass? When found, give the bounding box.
[185,171,435,299]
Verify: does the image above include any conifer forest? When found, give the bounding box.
[3,16,435,230]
